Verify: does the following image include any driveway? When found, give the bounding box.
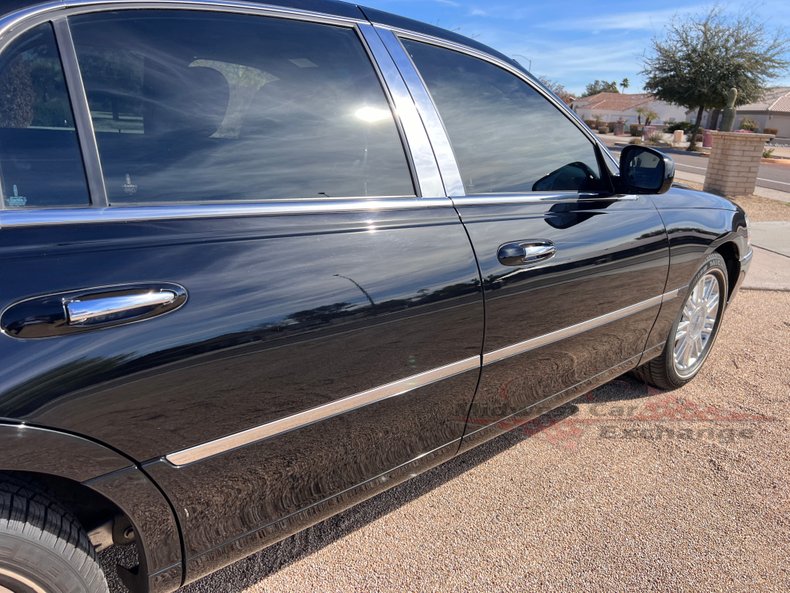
[103,290,790,593]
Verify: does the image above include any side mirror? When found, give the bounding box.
[617,145,675,194]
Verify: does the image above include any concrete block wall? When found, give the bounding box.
[703,132,773,197]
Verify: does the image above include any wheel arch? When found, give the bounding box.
[0,423,183,593]
[714,241,740,302]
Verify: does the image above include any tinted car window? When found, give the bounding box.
[403,40,604,195]
[69,11,415,204]
[0,24,89,208]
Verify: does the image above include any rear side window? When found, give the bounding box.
[403,40,603,195]
[69,11,415,204]
[0,24,89,208]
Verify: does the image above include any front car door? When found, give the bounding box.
[383,31,672,447]
[0,7,483,583]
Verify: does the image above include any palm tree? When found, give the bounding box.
[620,78,630,93]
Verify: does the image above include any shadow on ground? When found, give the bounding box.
[102,373,657,593]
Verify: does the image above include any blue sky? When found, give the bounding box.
[361,0,790,95]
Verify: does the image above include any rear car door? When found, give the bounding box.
[387,33,671,446]
[0,9,482,581]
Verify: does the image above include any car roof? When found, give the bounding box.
[1,0,522,71]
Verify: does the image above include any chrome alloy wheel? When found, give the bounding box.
[673,272,722,378]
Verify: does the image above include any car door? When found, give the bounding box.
[0,10,483,580]
[385,32,671,447]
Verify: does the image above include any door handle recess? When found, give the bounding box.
[497,240,555,266]
[1,283,187,339]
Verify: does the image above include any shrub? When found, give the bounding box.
[629,124,641,136]
[763,148,775,158]
[647,131,665,144]
[764,127,778,136]
[584,119,597,129]
[629,137,643,145]
[739,117,758,131]
[666,121,693,133]
[597,125,610,134]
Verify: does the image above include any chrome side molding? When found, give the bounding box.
[165,355,480,466]
[165,289,680,467]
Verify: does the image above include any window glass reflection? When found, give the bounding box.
[0,24,89,208]
[70,11,415,204]
[404,40,603,195]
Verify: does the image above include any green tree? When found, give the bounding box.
[539,76,574,104]
[642,7,789,150]
[582,79,619,96]
[620,77,630,92]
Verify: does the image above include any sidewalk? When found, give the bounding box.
[742,222,790,291]
[598,132,790,289]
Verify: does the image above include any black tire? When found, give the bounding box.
[0,476,108,593]
[634,253,728,390]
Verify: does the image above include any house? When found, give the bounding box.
[734,87,790,141]
[572,92,687,126]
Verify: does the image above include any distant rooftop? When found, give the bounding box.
[739,87,790,114]
[572,92,655,111]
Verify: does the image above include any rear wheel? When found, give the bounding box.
[0,477,108,593]
[635,253,728,390]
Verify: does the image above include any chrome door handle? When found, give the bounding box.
[65,290,178,325]
[1,283,188,339]
[497,240,555,266]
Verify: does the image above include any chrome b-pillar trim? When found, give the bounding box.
[371,28,465,197]
[357,24,445,198]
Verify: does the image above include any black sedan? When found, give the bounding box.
[0,1,750,592]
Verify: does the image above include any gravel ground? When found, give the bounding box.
[104,289,789,593]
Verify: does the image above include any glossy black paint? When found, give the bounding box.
[453,194,670,428]
[0,204,483,584]
[618,145,676,194]
[0,424,182,593]
[86,468,183,593]
[0,3,752,593]
[640,187,748,356]
[1,283,187,338]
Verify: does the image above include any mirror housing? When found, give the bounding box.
[617,145,675,195]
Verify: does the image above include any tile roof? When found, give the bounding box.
[739,87,790,113]
[572,92,655,111]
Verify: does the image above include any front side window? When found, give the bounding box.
[403,40,604,195]
[0,24,89,208]
[69,11,415,204]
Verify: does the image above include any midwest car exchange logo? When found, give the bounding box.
[465,379,775,451]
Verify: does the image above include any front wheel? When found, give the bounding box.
[0,477,109,593]
[634,253,728,390]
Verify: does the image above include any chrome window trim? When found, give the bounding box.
[0,1,366,53]
[0,2,438,210]
[166,355,481,466]
[0,198,455,228]
[164,289,676,466]
[371,27,465,197]
[376,23,621,174]
[357,24,444,197]
[52,18,108,206]
[446,193,639,207]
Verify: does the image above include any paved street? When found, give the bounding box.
[604,141,790,196]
